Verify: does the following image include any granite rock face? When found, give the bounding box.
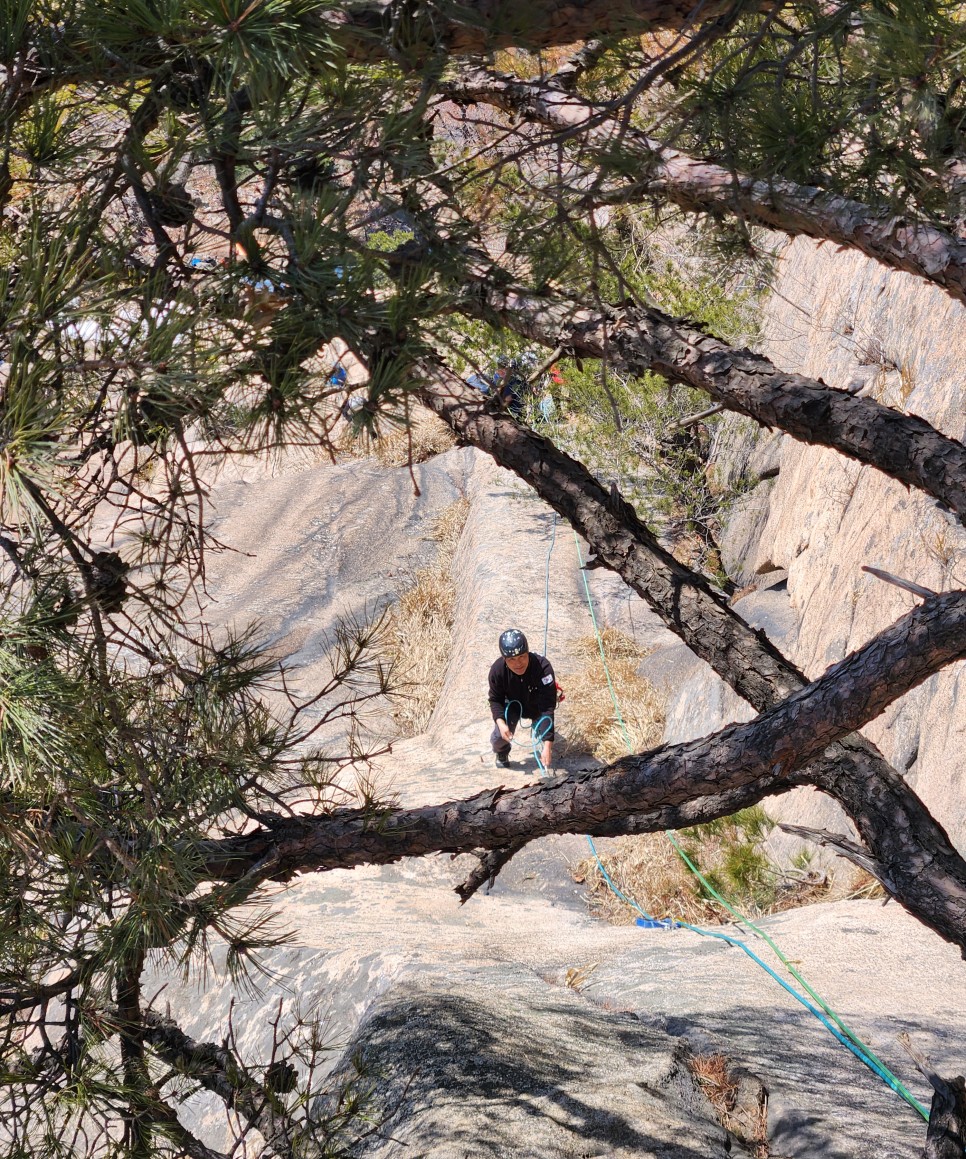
[152,409,966,1159]
[651,235,966,860]
[325,965,732,1159]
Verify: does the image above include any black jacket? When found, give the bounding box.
[488,653,557,721]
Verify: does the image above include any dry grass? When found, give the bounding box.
[335,402,457,465]
[830,865,887,902]
[575,815,833,927]
[372,406,457,467]
[383,497,470,736]
[565,627,837,927]
[560,628,665,763]
[688,1052,769,1156]
[564,962,598,992]
[431,497,470,553]
[574,834,717,927]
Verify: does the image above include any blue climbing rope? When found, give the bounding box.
[523,510,928,1123]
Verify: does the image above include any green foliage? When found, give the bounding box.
[669,1,966,219]
[364,227,415,253]
[680,807,780,913]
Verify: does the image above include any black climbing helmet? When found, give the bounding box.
[499,628,528,658]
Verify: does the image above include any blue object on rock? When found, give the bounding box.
[635,917,678,929]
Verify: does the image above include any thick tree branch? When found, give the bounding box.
[414,370,966,949]
[200,586,966,938]
[321,0,761,63]
[447,65,966,311]
[458,282,966,526]
[456,772,817,901]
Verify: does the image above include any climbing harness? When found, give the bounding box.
[524,509,928,1123]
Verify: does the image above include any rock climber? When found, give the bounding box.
[488,628,557,770]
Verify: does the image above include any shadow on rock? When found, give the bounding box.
[319,970,735,1157]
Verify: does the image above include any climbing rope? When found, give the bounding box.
[542,509,557,658]
[525,509,928,1122]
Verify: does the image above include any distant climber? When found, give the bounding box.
[488,628,557,770]
[465,352,540,417]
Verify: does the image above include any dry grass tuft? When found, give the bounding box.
[830,865,887,902]
[574,834,713,927]
[560,628,664,763]
[690,1051,738,1109]
[564,962,598,992]
[575,807,832,927]
[688,1052,769,1156]
[335,402,457,465]
[431,496,470,555]
[373,406,457,467]
[384,497,470,735]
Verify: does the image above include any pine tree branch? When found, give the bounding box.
[548,40,607,90]
[445,65,966,311]
[457,280,966,526]
[897,1035,966,1159]
[319,0,762,64]
[455,838,532,903]
[199,567,966,948]
[776,823,888,884]
[0,961,96,1017]
[137,1012,310,1159]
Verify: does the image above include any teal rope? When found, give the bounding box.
[520,384,927,1120]
[543,512,557,657]
[566,531,928,1122]
[501,702,553,748]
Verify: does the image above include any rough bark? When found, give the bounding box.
[899,1035,966,1159]
[924,1077,966,1159]
[455,771,813,901]
[448,65,966,312]
[455,769,816,900]
[459,282,966,526]
[322,0,760,62]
